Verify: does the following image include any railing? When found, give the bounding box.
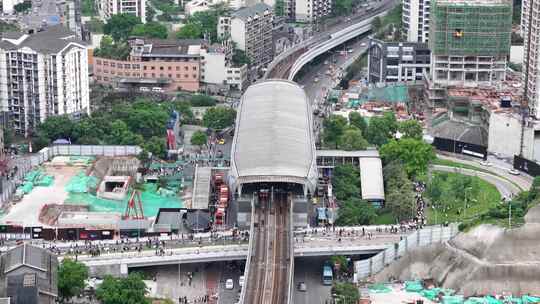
[286,195,294,304]
[238,195,256,304]
[0,145,142,206]
[354,224,459,279]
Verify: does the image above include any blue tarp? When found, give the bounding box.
[317,208,327,221]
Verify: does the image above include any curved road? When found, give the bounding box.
[431,165,521,199]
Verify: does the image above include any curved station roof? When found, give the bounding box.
[230,80,318,192]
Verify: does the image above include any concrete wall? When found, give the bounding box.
[487,112,525,157]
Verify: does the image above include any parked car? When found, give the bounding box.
[297,282,307,292]
[239,276,245,288]
[508,169,521,175]
[480,161,492,167]
[225,279,234,290]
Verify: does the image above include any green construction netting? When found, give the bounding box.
[368,283,392,293]
[17,168,54,194]
[67,156,96,166]
[524,296,540,303]
[65,183,182,217]
[348,85,408,108]
[443,295,464,304]
[421,288,455,301]
[65,172,98,193]
[404,281,423,292]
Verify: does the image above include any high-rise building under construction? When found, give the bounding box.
[425,0,512,104]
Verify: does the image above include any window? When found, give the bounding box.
[184,74,188,78]
[193,66,197,71]
[96,60,102,65]
[176,67,180,71]
[184,66,189,71]
[144,73,147,77]
[168,74,172,78]
[104,70,109,74]
[144,66,147,70]
[177,74,181,78]
[125,64,131,69]
[151,66,155,70]
[152,73,156,77]
[192,74,197,78]
[96,76,102,80]
[133,64,140,69]
[160,73,164,77]
[168,66,172,70]
[103,61,109,66]
[160,66,164,70]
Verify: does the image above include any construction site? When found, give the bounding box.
[0,151,233,240]
[365,204,540,303]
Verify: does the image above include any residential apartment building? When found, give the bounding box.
[402,0,431,43]
[367,37,430,84]
[425,0,512,105]
[99,0,146,23]
[200,41,248,91]
[295,0,332,23]
[218,3,273,73]
[522,0,540,117]
[93,38,202,92]
[0,26,90,137]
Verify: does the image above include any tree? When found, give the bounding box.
[3,127,14,147]
[37,115,75,141]
[398,119,423,140]
[348,111,367,136]
[14,1,32,13]
[143,136,166,159]
[336,198,376,226]
[191,130,208,147]
[380,138,435,178]
[383,161,416,221]
[81,0,96,16]
[365,111,398,146]
[332,282,360,303]
[330,255,349,274]
[188,5,229,42]
[340,127,369,151]
[58,259,89,302]
[202,107,236,130]
[96,273,149,304]
[190,94,216,107]
[176,23,203,39]
[333,0,353,16]
[332,164,360,201]
[371,16,382,31]
[93,35,131,60]
[274,0,285,16]
[131,22,168,39]
[103,13,142,42]
[232,49,251,66]
[322,115,348,149]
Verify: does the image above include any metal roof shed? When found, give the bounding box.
[359,157,385,201]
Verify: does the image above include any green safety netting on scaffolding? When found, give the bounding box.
[404,281,424,292]
[66,156,96,166]
[348,85,408,108]
[421,288,455,301]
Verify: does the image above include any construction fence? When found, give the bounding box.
[355,224,459,279]
[0,145,142,207]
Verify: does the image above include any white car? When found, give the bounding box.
[480,161,492,167]
[225,279,234,290]
[361,42,367,47]
[508,169,521,175]
[239,276,245,287]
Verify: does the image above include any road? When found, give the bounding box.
[293,257,332,304]
[432,165,521,199]
[437,153,533,191]
[20,0,60,29]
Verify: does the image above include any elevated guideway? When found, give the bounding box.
[242,190,293,304]
[264,0,396,80]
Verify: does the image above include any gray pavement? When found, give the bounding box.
[293,257,333,304]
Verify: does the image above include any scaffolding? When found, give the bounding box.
[429,0,512,57]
